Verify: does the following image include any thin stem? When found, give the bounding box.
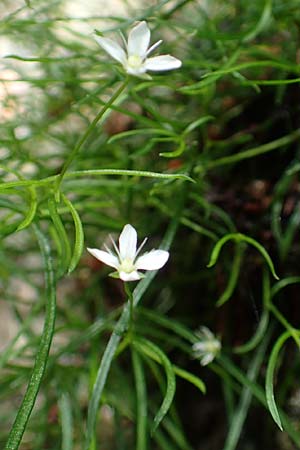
[125,282,134,337]
[54,77,129,196]
[5,225,56,450]
[268,303,300,348]
[83,196,184,450]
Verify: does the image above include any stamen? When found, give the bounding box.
[118,30,127,50]
[103,243,113,254]
[109,234,121,258]
[135,237,148,259]
[146,39,163,57]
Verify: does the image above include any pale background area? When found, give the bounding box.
[0,0,186,349]
[0,0,146,352]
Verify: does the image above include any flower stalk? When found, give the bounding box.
[124,282,134,337]
[54,76,129,198]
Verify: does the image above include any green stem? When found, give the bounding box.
[54,77,129,196]
[125,282,134,337]
[83,210,181,450]
[201,128,300,171]
[268,303,300,348]
[5,225,56,450]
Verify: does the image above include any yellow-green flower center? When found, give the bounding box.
[127,54,143,69]
[119,258,135,273]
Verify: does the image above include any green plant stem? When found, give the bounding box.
[268,303,300,347]
[201,128,300,171]
[0,169,192,192]
[83,207,182,450]
[125,282,134,337]
[54,77,129,196]
[222,328,271,450]
[131,349,147,450]
[4,225,56,450]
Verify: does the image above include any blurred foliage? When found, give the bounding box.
[1,0,300,449]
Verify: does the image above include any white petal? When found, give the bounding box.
[192,342,207,353]
[136,249,169,271]
[127,21,150,57]
[144,55,182,71]
[200,353,214,366]
[119,270,142,281]
[119,224,137,260]
[87,248,119,269]
[94,35,126,64]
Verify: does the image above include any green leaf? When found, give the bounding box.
[48,198,72,276]
[133,337,176,434]
[172,366,206,394]
[182,115,214,135]
[61,194,84,273]
[242,0,273,42]
[223,330,271,450]
[198,129,300,171]
[4,225,56,450]
[132,349,147,450]
[207,233,279,280]
[216,244,244,306]
[58,393,73,450]
[265,330,296,431]
[16,186,37,231]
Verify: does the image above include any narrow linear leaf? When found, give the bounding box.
[132,349,147,450]
[223,329,271,450]
[234,310,269,354]
[17,187,37,231]
[242,0,272,42]
[183,115,214,135]
[133,338,176,434]
[265,330,296,430]
[0,169,194,192]
[58,393,73,450]
[48,198,72,276]
[207,233,279,280]
[199,128,300,171]
[218,355,300,446]
[4,225,56,450]
[271,276,300,299]
[61,194,84,273]
[172,366,206,394]
[159,139,186,158]
[216,244,244,307]
[108,128,175,144]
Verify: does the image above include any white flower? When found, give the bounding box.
[87,224,169,282]
[94,21,182,79]
[192,327,221,366]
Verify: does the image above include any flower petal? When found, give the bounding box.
[200,353,214,366]
[87,248,119,269]
[119,224,137,260]
[94,35,126,64]
[127,21,150,57]
[136,249,169,271]
[144,55,182,71]
[119,270,142,281]
[192,342,207,353]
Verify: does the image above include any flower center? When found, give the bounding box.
[127,54,143,69]
[205,340,221,354]
[119,258,135,274]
